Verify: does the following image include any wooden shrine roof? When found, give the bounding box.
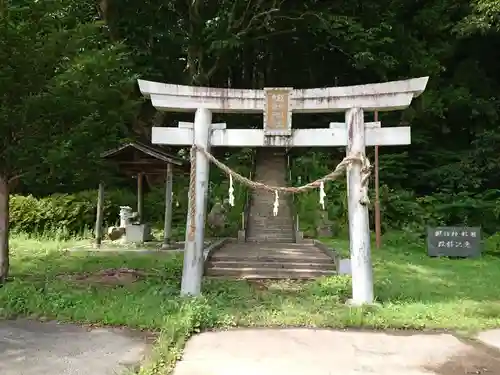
[101,141,187,175]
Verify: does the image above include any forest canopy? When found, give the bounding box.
[1,0,499,237]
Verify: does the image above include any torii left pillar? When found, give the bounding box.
[181,108,212,296]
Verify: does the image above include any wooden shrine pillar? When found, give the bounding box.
[137,172,144,223]
[95,182,105,247]
[162,163,173,248]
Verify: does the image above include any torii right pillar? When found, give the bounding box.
[346,107,373,305]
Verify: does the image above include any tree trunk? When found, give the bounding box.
[0,174,9,284]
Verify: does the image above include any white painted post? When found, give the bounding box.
[162,163,173,249]
[181,107,212,296]
[346,107,374,305]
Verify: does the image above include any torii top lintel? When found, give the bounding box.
[137,77,429,114]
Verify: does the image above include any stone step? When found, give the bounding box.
[224,242,316,248]
[252,178,287,183]
[246,150,295,244]
[205,267,336,279]
[247,228,294,232]
[213,250,332,260]
[248,216,292,220]
[213,248,331,259]
[253,175,287,179]
[252,178,287,182]
[247,216,292,220]
[207,260,335,270]
[251,197,290,201]
[250,198,291,202]
[219,243,321,249]
[246,232,294,235]
[246,238,295,243]
[248,220,293,223]
[249,215,290,219]
[206,239,337,278]
[215,248,329,257]
[251,194,289,198]
[248,222,293,226]
[245,235,294,239]
[255,162,285,166]
[211,257,333,266]
[249,206,292,211]
[250,197,290,202]
[255,167,287,171]
[246,230,294,235]
[250,204,290,208]
[250,200,290,204]
[249,204,290,207]
[249,219,293,223]
[247,221,293,226]
[210,253,332,263]
[248,220,293,231]
[256,161,286,165]
[247,229,294,234]
[244,240,296,244]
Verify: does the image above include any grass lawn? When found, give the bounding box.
[1,232,500,374]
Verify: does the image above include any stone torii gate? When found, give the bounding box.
[138,77,429,305]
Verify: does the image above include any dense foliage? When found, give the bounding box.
[2,0,500,279]
[8,151,252,239]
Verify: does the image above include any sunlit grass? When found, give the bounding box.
[2,231,500,374]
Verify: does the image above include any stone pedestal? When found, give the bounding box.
[125,224,151,243]
[237,230,246,243]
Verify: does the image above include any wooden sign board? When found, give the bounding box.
[264,88,292,136]
[427,226,481,258]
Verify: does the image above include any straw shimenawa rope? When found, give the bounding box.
[196,145,371,199]
[186,145,372,237]
[187,146,197,240]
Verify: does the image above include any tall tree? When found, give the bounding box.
[0,0,138,282]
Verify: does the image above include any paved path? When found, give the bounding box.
[173,328,500,375]
[0,320,151,375]
[3,320,500,375]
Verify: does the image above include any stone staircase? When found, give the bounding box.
[205,241,336,279]
[245,148,295,243]
[204,147,337,280]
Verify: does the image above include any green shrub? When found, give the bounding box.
[9,186,196,236]
[8,177,249,239]
[9,146,500,242]
[484,232,500,256]
[10,190,134,236]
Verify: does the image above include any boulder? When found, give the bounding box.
[107,226,125,241]
[207,201,227,232]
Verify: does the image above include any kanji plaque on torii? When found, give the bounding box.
[264,87,292,136]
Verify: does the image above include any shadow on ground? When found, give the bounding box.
[425,337,500,375]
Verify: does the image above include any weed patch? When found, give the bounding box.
[2,232,500,374]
